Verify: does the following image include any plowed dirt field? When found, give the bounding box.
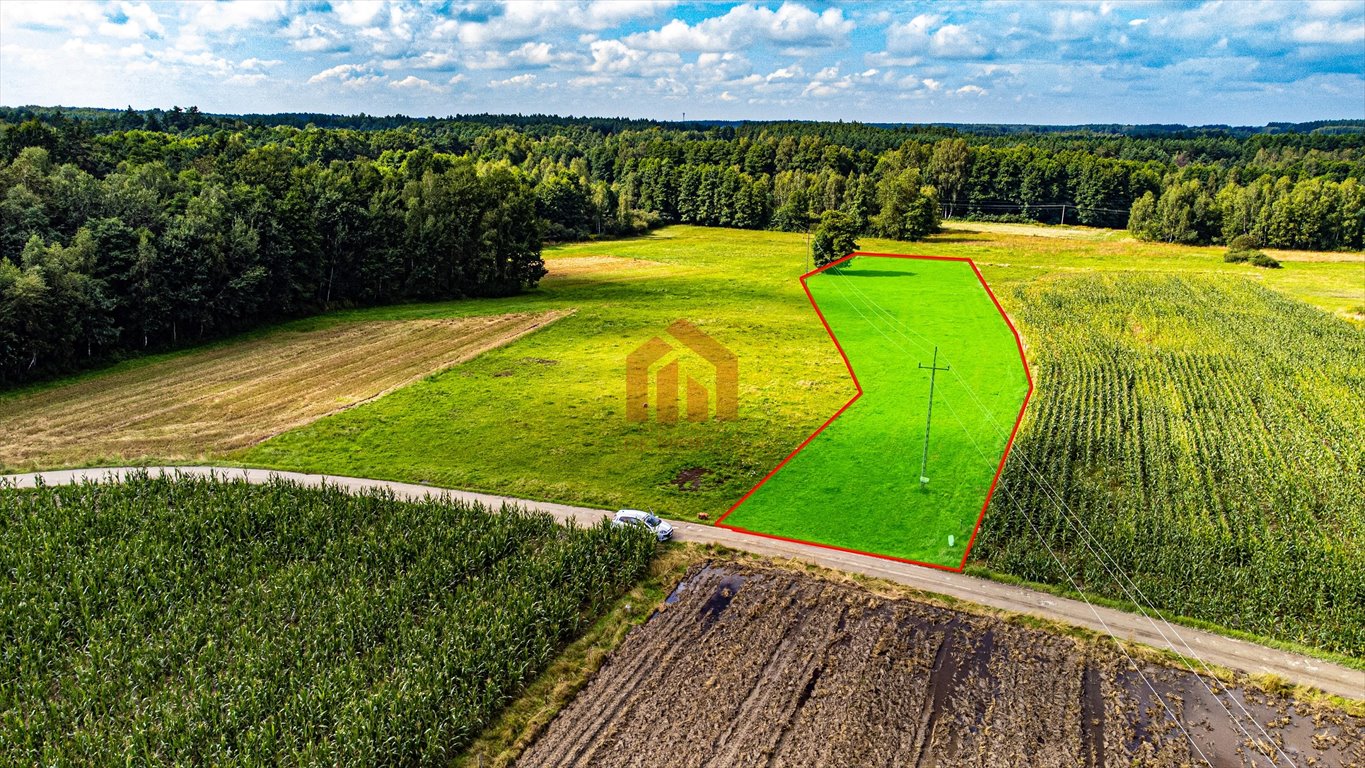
[0,312,567,469]
[520,563,1362,768]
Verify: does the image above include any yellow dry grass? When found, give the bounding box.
[1262,247,1365,264]
[0,312,569,469]
[938,219,1119,240]
[543,255,668,279]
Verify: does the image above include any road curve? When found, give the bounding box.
[7,466,1362,701]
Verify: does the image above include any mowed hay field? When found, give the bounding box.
[0,311,567,469]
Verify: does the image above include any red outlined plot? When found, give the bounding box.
[715,252,1034,573]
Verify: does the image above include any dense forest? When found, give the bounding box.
[2,107,1362,385]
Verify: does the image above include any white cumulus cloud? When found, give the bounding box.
[589,39,681,75]
[1292,20,1365,44]
[625,2,852,52]
[98,2,166,40]
[887,15,989,59]
[389,74,443,91]
[332,0,386,27]
[307,63,383,88]
[490,72,538,87]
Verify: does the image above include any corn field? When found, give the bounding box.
[977,273,1365,656]
[0,473,656,765]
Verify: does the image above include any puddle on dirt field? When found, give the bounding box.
[663,578,688,605]
[698,567,747,628]
[1112,665,1360,767]
[646,575,689,623]
[1080,665,1106,768]
[1117,670,1176,758]
[650,565,746,626]
[921,627,959,754]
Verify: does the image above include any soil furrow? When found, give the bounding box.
[517,562,1364,768]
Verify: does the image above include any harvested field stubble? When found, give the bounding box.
[543,255,672,279]
[0,311,567,469]
[520,563,1363,768]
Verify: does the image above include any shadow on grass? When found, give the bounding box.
[825,268,920,278]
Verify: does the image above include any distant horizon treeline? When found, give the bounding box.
[2,107,1362,386]
[6,104,1363,139]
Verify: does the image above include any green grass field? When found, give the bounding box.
[718,256,1030,568]
[10,223,1363,657]
[240,229,852,518]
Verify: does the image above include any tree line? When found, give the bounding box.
[1128,173,1363,250]
[2,109,1360,385]
[0,140,542,386]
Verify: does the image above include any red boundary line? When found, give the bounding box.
[714,251,1035,574]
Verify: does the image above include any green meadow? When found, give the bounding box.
[17,222,1360,654]
[718,256,1030,568]
[239,224,1360,528]
[234,223,1363,653]
[243,227,851,518]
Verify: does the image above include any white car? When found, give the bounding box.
[612,509,674,541]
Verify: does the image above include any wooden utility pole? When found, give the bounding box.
[918,346,950,488]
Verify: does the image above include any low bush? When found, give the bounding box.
[1224,235,1279,268]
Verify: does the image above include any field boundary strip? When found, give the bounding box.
[714,252,1035,573]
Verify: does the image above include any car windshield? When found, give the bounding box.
[645,514,661,526]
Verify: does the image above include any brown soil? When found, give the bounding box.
[0,311,568,469]
[671,467,711,491]
[519,563,1362,768]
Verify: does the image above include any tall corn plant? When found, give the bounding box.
[0,472,656,765]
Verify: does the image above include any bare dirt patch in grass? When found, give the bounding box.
[670,467,711,492]
[543,255,668,279]
[521,562,1363,768]
[0,311,568,469]
[939,219,1118,240]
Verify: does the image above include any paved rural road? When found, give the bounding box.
[8,466,1363,701]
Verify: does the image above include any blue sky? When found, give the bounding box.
[1,1,1361,124]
